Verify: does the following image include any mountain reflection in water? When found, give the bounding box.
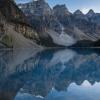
[0,48,100,100]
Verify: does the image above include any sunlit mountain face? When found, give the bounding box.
[0,0,41,49]
[0,48,100,100]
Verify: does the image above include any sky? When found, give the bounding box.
[16,0,100,14]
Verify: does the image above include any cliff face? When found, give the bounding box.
[0,0,39,48]
[53,4,72,26]
[18,0,53,32]
[18,0,100,47]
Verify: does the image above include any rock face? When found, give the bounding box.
[18,0,53,32]
[86,10,100,26]
[86,9,95,17]
[18,0,76,46]
[53,5,72,28]
[0,0,39,48]
[18,0,100,47]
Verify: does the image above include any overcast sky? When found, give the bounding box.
[16,0,100,14]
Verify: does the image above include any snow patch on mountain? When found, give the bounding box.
[46,30,76,46]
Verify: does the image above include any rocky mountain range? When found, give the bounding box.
[0,0,100,48]
[18,0,100,47]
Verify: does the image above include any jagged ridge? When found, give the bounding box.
[18,0,100,47]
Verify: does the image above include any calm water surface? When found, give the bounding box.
[0,48,100,100]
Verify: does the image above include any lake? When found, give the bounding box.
[0,48,100,100]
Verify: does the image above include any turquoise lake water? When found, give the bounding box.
[0,48,100,100]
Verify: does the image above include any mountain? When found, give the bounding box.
[0,0,100,48]
[18,0,76,46]
[0,0,40,49]
[18,0,100,47]
[18,0,62,46]
[86,10,100,26]
[86,9,95,17]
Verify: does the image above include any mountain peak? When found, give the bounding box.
[53,4,68,11]
[87,9,95,14]
[34,0,46,3]
[87,9,95,17]
[74,10,83,15]
[53,4,71,15]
